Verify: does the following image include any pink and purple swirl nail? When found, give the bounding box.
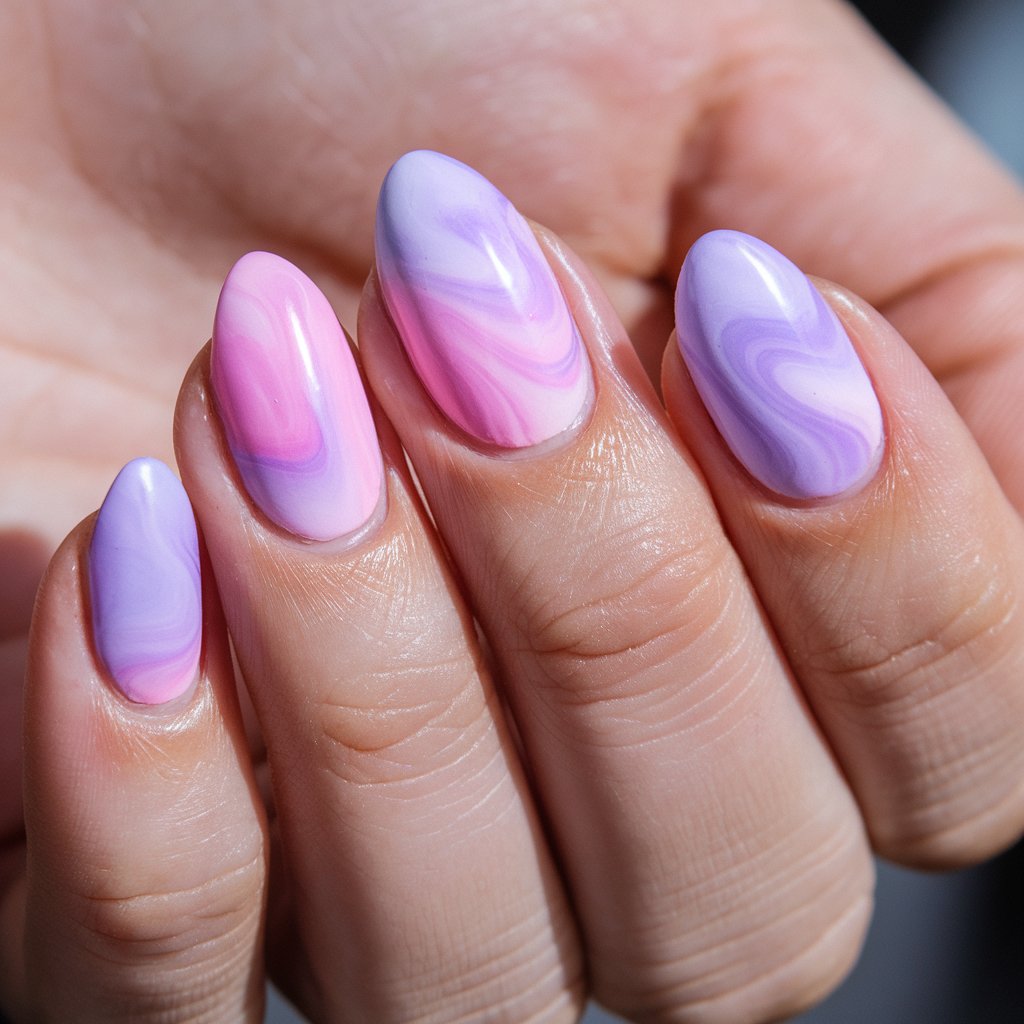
[375,151,591,449]
[89,458,202,704]
[212,252,383,542]
[675,230,884,499]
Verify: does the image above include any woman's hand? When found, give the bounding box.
[14,152,1024,1022]
[4,1,1024,1020]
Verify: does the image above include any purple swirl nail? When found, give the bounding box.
[212,252,384,542]
[375,150,591,449]
[89,458,202,704]
[675,230,884,499]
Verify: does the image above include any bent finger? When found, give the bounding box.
[666,230,1024,867]
[361,152,873,1024]
[176,253,583,1023]
[20,459,266,1023]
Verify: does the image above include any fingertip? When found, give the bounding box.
[26,466,235,773]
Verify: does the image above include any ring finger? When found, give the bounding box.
[175,252,583,1023]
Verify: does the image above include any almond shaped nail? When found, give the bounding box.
[375,150,591,449]
[675,230,884,499]
[212,252,384,542]
[89,458,201,704]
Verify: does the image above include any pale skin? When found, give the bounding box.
[3,0,1024,1021]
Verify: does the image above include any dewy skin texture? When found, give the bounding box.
[375,150,591,449]
[89,458,202,704]
[675,230,884,500]
[212,252,383,542]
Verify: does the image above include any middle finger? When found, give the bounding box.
[361,151,873,1024]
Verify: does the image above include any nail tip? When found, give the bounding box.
[223,249,287,282]
[214,251,312,343]
[380,149,478,194]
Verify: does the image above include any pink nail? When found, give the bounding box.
[375,151,591,449]
[212,252,384,542]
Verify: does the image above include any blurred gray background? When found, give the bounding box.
[269,2,1024,1021]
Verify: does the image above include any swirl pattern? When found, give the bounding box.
[212,252,383,541]
[675,231,884,499]
[89,458,202,704]
[375,151,591,449]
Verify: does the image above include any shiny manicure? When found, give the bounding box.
[213,252,383,542]
[675,230,884,499]
[89,458,202,704]
[375,150,591,449]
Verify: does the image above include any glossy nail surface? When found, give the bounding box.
[675,230,884,499]
[89,458,202,704]
[375,150,590,449]
[212,252,383,541]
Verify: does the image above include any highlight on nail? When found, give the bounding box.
[89,458,202,705]
[375,150,591,450]
[675,230,884,500]
[212,251,384,542]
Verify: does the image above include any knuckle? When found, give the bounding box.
[393,907,585,1024]
[522,513,738,700]
[74,849,264,967]
[592,820,873,1024]
[803,548,1020,712]
[273,534,501,794]
[311,654,497,794]
[597,895,870,1024]
[872,773,1024,869]
[797,535,1024,861]
[53,843,266,1020]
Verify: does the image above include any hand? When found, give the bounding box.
[4,1,1024,1021]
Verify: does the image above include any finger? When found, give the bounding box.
[665,230,1024,866]
[175,253,583,1023]
[362,151,873,1024]
[19,458,266,1023]
[660,0,1024,508]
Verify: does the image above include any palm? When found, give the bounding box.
[4,0,695,520]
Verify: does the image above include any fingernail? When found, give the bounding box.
[375,150,591,449]
[212,252,384,542]
[675,230,884,500]
[89,458,202,704]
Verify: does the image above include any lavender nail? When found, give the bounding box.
[675,230,884,499]
[89,458,202,704]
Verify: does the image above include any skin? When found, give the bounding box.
[3,0,1024,1020]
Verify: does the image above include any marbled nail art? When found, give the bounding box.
[675,230,884,499]
[375,150,591,449]
[212,252,383,542]
[89,458,202,704]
